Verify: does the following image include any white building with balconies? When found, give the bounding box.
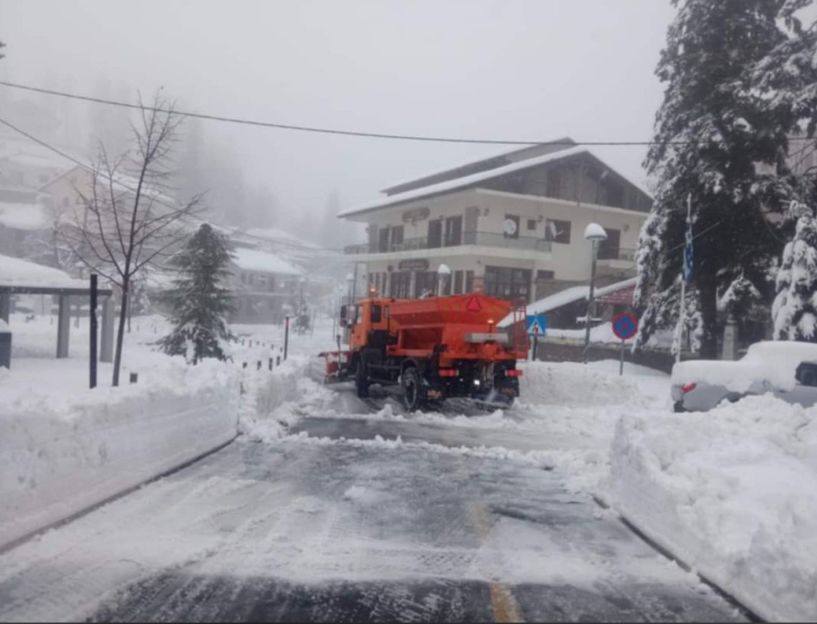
[338,140,652,303]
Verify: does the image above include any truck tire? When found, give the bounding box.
[355,353,369,399]
[401,367,424,411]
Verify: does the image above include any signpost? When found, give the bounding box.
[611,311,638,375]
[526,314,548,361]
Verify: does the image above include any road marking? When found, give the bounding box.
[466,501,522,623]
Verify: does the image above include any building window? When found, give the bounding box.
[391,225,404,249]
[453,270,463,294]
[527,219,537,231]
[597,228,621,260]
[545,219,571,244]
[444,215,462,246]
[484,266,531,301]
[414,271,437,298]
[428,219,442,249]
[378,227,390,252]
[390,271,411,298]
[465,270,474,293]
[536,270,555,281]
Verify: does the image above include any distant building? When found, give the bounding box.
[228,245,303,324]
[339,140,652,303]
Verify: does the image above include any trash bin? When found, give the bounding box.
[0,319,10,369]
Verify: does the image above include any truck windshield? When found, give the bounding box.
[371,304,382,323]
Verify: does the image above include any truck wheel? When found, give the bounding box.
[355,354,369,399]
[401,367,424,411]
[673,401,684,413]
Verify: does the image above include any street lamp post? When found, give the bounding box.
[583,223,607,363]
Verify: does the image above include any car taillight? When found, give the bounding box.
[681,382,697,394]
[438,368,459,377]
[506,369,523,378]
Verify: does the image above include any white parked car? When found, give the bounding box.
[671,341,817,412]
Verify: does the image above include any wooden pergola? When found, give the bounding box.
[0,282,114,361]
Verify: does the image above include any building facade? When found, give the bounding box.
[339,141,653,303]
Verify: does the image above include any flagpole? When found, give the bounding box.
[677,194,692,363]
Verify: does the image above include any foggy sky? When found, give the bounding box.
[0,0,676,232]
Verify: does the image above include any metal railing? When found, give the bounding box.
[343,231,552,255]
[598,247,636,262]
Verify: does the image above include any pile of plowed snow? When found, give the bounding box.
[0,357,240,549]
[609,394,817,622]
[519,360,666,408]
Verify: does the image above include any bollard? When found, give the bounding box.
[242,362,247,369]
[276,356,281,366]
[268,358,273,371]
[129,372,138,384]
[257,360,261,370]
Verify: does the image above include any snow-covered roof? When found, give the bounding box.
[339,146,652,219]
[231,248,302,276]
[242,227,321,249]
[0,200,48,231]
[498,277,637,327]
[0,254,87,290]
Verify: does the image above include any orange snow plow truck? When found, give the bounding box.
[322,293,528,410]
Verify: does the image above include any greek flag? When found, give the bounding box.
[682,216,694,282]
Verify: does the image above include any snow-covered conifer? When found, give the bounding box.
[636,0,811,357]
[160,223,234,363]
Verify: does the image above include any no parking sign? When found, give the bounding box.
[612,312,638,341]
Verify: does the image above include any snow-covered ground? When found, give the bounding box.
[2,306,815,621]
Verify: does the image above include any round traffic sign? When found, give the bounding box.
[612,312,638,340]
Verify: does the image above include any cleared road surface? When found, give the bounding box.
[0,409,745,622]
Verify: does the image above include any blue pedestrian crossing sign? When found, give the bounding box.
[526,314,548,337]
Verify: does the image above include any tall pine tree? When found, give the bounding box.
[161,224,234,363]
[636,0,804,357]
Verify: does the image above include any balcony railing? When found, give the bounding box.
[343,231,552,255]
[598,247,636,262]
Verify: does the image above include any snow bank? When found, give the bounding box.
[519,360,657,407]
[240,355,336,440]
[609,395,817,622]
[0,358,240,550]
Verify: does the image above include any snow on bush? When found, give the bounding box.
[608,395,817,622]
[0,358,240,550]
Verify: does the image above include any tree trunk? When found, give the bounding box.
[698,272,719,358]
[112,285,129,386]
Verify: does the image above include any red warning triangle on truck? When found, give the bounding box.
[465,295,482,312]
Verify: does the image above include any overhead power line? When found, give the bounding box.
[0,79,741,148]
